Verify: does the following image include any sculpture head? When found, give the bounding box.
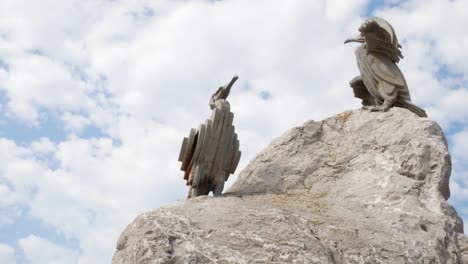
[209,75,239,109]
[344,17,403,62]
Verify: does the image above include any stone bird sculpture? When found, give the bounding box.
[345,17,427,117]
[178,76,241,198]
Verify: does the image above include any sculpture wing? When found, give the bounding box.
[368,54,405,87]
[179,128,198,177]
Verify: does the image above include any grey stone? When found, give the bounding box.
[114,108,465,264]
[345,17,427,117]
[460,234,468,263]
[178,76,241,198]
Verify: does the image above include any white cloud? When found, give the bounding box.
[452,130,468,163]
[1,53,94,123]
[0,183,22,224]
[61,112,91,133]
[0,243,15,264]
[324,0,369,22]
[26,118,187,262]
[451,181,468,201]
[0,0,116,128]
[30,138,56,155]
[19,235,79,264]
[450,131,468,219]
[0,139,40,200]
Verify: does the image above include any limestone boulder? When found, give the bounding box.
[113,108,466,264]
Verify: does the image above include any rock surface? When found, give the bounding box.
[113,108,467,264]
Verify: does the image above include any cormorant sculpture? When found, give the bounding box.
[178,76,241,198]
[345,17,427,117]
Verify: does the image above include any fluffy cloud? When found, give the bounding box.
[0,139,45,224]
[0,0,467,263]
[451,129,468,205]
[0,121,186,262]
[2,54,93,122]
[0,243,16,264]
[19,235,79,264]
[452,130,468,163]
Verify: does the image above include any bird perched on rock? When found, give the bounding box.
[344,17,427,117]
[178,76,241,198]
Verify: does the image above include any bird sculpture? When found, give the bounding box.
[344,17,427,117]
[178,76,241,198]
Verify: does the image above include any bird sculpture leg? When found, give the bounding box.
[190,183,211,197]
[187,186,195,198]
[189,165,210,197]
[363,98,396,112]
[212,171,226,197]
[363,82,397,112]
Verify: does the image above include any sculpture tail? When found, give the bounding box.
[397,101,427,117]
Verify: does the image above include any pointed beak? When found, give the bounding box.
[344,35,365,44]
[227,75,239,89]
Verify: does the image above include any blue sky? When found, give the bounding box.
[0,0,467,263]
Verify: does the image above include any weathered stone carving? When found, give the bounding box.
[345,17,427,117]
[178,76,241,198]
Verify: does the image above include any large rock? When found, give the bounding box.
[113,108,467,264]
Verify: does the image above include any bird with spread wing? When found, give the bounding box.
[345,17,427,117]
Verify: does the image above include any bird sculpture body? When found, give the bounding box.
[345,17,427,117]
[178,76,241,198]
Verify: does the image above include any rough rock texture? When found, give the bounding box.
[113,108,467,264]
[460,234,468,263]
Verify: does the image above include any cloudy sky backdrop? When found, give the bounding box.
[0,0,467,263]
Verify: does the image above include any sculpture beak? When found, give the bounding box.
[344,35,365,44]
[226,75,239,89]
